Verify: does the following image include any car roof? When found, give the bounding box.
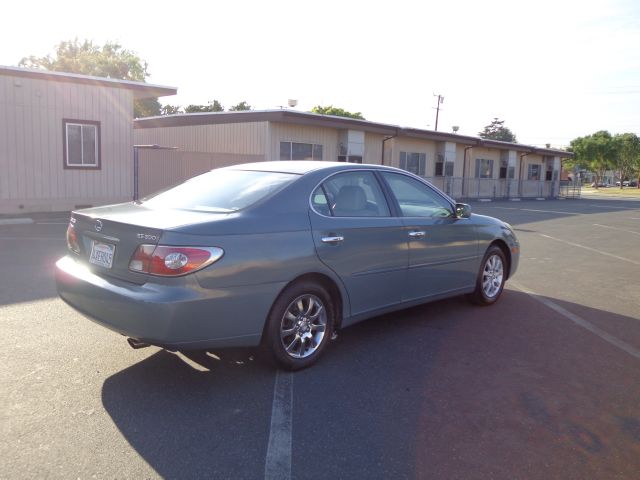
[222,161,390,175]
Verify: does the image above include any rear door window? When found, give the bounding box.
[312,171,390,217]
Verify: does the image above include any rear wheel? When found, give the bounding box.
[469,245,507,305]
[265,282,334,370]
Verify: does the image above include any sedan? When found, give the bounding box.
[55,162,520,370]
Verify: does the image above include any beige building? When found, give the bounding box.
[0,66,176,214]
[1,64,572,215]
[134,110,573,200]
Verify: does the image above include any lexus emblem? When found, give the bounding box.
[94,220,103,232]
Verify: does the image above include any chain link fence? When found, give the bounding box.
[423,177,564,200]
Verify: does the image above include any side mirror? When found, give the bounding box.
[455,203,471,219]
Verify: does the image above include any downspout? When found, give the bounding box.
[519,151,531,197]
[381,129,399,165]
[462,145,474,197]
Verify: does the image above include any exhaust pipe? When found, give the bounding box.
[127,337,150,349]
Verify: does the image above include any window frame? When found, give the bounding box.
[279,141,323,161]
[378,171,455,218]
[434,154,453,177]
[475,158,494,179]
[528,163,541,181]
[308,168,456,219]
[399,151,426,176]
[309,169,396,218]
[62,119,101,170]
[315,170,391,218]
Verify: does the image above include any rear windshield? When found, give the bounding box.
[142,169,298,212]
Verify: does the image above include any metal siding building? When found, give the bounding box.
[1,66,573,213]
[134,110,572,200]
[0,66,176,214]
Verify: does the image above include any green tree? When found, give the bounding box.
[478,118,517,142]
[20,39,158,118]
[229,101,251,111]
[311,105,365,120]
[136,98,162,117]
[570,130,616,187]
[613,133,640,188]
[184,100,224,113]
[160,104,183,115]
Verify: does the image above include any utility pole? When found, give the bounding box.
[433,94,444,131]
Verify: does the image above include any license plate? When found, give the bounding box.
[89,241,115,269]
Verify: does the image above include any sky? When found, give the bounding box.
[2,0,639,147]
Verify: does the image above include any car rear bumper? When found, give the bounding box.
[55,256,284,349]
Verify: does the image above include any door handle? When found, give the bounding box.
[408,231,426,238]
[321,236,344,243]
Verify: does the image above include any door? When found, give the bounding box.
[379,172,479,301]
[309,170,408,319]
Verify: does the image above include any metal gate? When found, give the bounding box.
[558,180,581,199]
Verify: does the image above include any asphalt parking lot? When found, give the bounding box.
[1,197,639,479]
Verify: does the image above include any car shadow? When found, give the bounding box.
[100,290,640,478]
[100,347,276,479]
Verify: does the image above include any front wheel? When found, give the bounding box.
[468,245,507,305]
[265,282,335,370]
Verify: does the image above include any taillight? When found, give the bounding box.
[66,224,80,254]
[129,245,224,276]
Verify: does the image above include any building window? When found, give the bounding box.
[338,155,363,163]
[63,119,100,169]
[435,155,454,176]
[528,164,541,180]
[546,162,554,181]
[399,152,426,176]
[475,158,494,178]
[499,159,508,179]
[279,142,323,160]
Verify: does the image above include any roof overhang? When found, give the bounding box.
[134,110,398,135]
[133,110,573,158]
[0,65,177,99]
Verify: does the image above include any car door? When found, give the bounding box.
[309,170,408,321]
[379,171,479,301]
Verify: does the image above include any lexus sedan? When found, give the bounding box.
[55,162,520,370]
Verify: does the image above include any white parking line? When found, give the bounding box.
[0,218,33,225]
[483,206,580,216]
[512,281,640,361]
[589,204,640,211]
[265,370,293,480]
[593,224,640,236]
[521,208,580,215]
[539,233,640,266]
[0,236,61,240]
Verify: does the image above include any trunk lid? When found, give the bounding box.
[69,202,227,284]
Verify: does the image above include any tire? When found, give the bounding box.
[265,281,335,371]
[468,245,507,306]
